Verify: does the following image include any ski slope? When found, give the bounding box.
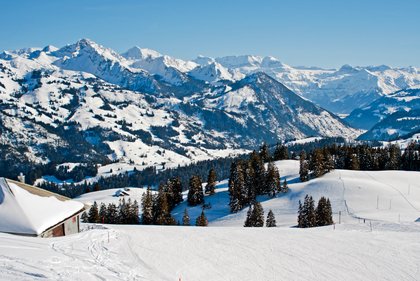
[173,160,420,227]
[1,160,420,280]
[0,223,420,281]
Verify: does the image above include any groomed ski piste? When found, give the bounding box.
[1,160,420,281]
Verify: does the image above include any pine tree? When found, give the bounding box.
[350,154,360,170]
[244,161,256,204]
[266,210,276,227]
[297,200,303,227]
[170,177,183,206]
[155,191,176,225]
[250,151,266,195]
[298,195,316,228]
[385,144,401,170]
[195,210,208,226]
[265,162,280,197]
[323,149,335,172]
[273,143,289,160]
[281,178,289,193]
[299,151,309,182]
[129,200,140,224]
[119,198,130,224]
[305,195,316,227]
[325,198,333,225]
[315,197,333,226]
[81,211,88,223]
[99,203,107,224]
[141,187,154,225]
[205,168,217,195]
[107,203,118,224]
[259,143,270,162]
[244,206,253,227]
[182,208,190,226]
[88,201,100,223]
[187,175,204,206]
[251,201,265,227]
[228,161,246,212]
[312,149,325,177]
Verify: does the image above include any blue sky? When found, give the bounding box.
[1,0,419,68]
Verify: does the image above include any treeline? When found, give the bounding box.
[37,155,246,198]
[299,143,420,182]
[82,198,140,224]
[82,175,210,227]
[228,145,289,213]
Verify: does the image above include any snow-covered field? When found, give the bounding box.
[1,160,420,280]
[76,187,152,206]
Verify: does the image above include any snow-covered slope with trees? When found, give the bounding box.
[1,160,420,281]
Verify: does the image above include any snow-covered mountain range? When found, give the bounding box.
[0,39,362,177]
[0,38,418,179]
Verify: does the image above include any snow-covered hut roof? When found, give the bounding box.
[0,178,85,236]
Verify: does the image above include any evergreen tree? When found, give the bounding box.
[350,154,360,170]
[251,201,265,227]
[323,149,335,172]
[250,151,266,195]
[88,201,100,223]
[187,175,204,206]
[99,203,107,223]
[244,206,253,227]
[265,162,280,197]
[281,178,289,193]
[274,143,289,160]
[315,197,333,226]
[155,191,176,225]
[170,177,183,206]
[205,168,217,195]
[107,203,118,224]
[297,200,303,227]
[266,209,276,227]
[228,161,246,212]
[182,208,190,226]
[128,200,140,224]
[118,198,130,224]
[243,202,264,227]
[298,195,316,228]
[141,187,154,225]
[299,151,309,182]
[195,210,208,226]
[259,142,270,162]
[312,149,325,177]
[385,144,401,170]
[244,161,256,204]
[81,211,88,223]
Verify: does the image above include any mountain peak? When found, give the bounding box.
[122,46,162,60]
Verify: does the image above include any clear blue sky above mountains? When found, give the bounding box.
[1,0,419,68]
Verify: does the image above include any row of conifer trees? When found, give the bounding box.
[299,143,419,182]
[243,201,277,227]
[82,198,140,224]
[298,195,333,228]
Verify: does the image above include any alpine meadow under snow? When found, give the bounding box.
[1,160,420,280]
